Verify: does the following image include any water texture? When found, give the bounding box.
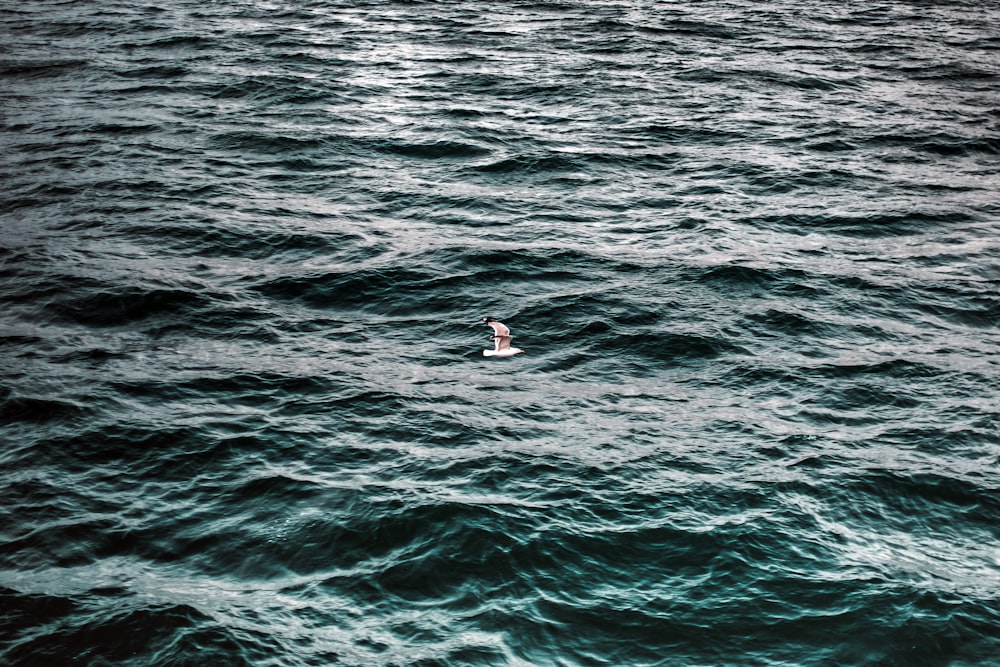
[2,1,999,665]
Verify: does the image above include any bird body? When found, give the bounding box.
[483,318,524,357]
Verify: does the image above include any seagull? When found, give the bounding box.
[483,317,524,357]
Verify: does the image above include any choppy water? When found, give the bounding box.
[2,1,999,665]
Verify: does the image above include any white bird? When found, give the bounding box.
[483,317,525,357]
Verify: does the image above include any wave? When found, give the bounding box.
[738,210,977,237]
[0,59,89,79]
[43,286,217,327]
[0,394,89,424]
[375,139,492,160]
[0,592,250,666]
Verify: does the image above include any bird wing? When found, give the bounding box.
[494,335,512,351]
[486,320,511,337]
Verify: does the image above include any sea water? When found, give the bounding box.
[2,1,998,665]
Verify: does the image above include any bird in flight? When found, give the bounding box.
[482,317,525,357]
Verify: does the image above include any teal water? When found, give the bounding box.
[2,1,999,665]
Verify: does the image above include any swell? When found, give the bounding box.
[248,246,636,314]
[736,210,981,238]
[0,591,253,666]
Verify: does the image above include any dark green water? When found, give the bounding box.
[2,1,998,665]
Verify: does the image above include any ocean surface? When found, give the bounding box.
[2,1,998,665]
